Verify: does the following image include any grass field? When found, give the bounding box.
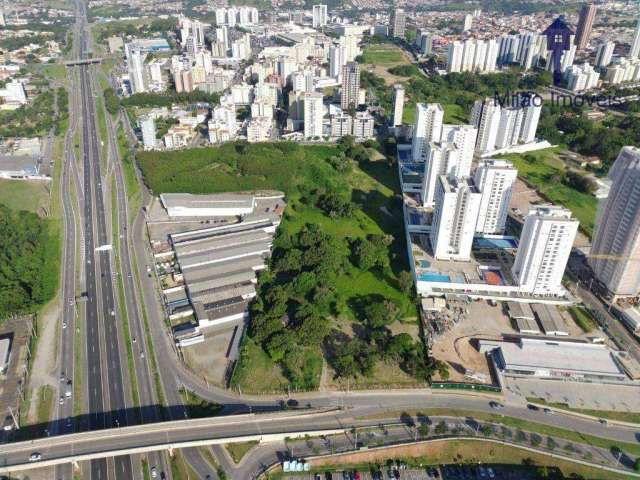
[361,45,409,66]
[0,179,50,214]
[567,306,597,333]
[225,441,258,463]
[499,148,597,237]
[526,398,640,424]
[36,385,54,425]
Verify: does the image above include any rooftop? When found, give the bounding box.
[160,193,255,212]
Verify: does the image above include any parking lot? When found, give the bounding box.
[282,463,539,479]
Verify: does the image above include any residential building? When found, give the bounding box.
[447,39,497,73]
[595,41,615,68]
[329,44,346,78]
[392,84,405,127]
[430,176,482,261]
[330,113,352,138]
[390,8,406,39]
[631,18,640,59]
[312,4,328,28]
[471,98,501,153]
[246,116,272,143]
[575,4,597,50]
[126,46,146,94]
[303,91,324,138]
[352,111,375,140]
[140,116,157,150]
[474,159,517,234]
[605,57,640,84]
[566,63,599,91]
[340,61,360,109]
[463,14,473,32]
[511,206,578,296]
[416,31,433,55]
[411,103,444,162]
[590,146,640,297]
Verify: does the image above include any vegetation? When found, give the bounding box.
[178,388,223,418]
[359,44,408,66]
[0,89,66,137]
[225,441,258,463]
[387,65,422,77]
[104,87,120,115]
[499,148,597,236]
[120,90,220,109]
[526,397,640,424]
[0,205,59,320]
[567,306,597,333]
[94,18,176,42]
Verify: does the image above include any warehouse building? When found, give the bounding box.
[160,193,256,218]
[506,302,540,335]
[531,303,569,336]
[480,338,628,383]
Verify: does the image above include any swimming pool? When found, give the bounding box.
[419,273,452,283]
[473,237,518,249]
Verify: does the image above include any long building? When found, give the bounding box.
[590,146,640,297]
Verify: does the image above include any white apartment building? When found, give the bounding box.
[411,103,444,162]
[495,107,523,150]
[497,33,547,70]
[392,84,405,127]
[511,206,578,296]
[630,18,640,59]
[463,14,473,32]
[246,116,272,143]
[566,63,599,92]
[441,124,477,176]
[520,102,542,144]
[303,91,324,138]
[390,8,406,39]
[330,113,352,138]
[590,146,640,297]
[352,111,375,140]
[140,116,157,150]
[416,30,433,55]
[214,6,258,26]
[329,44,346,78]
[605,57,640,85]
[447,39,498,73]
[595,41,615,68]
[471,98,501,154]
[339,35,361,63]
[291,70,314,93]
[251,101,274,119]
[474,159,517,234]
[312,4,328,29]
[430,176,482,261]
[231,83,254,105]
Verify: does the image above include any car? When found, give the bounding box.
[527,403,539,411]
[489,401,504,409]
[354,472,360,480]
[66,417,72,427]
[487,467,495,478]
[59,396,64,405]
[62,321,67,329]
[599,418,608,425]
[315,474,321,480]
[150,466,157,478]
[60,373,65,382]
[325,473,333,480]
[132,337,136,343]
[543,408,553,415]
[29,453,41,461]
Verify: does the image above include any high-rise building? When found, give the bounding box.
[329,44,346,78]
[441,124,477,176]
[495,107,523,150]
[447,39,498,73]
[416,31,433,55]
[519,101,542,144]
[463,14,473,32]
[471,98,501,153]
[303,91,324,138]
[575,4,597,50]
[411,103,444,161]
[390,8,406,39]
[392,84,405,127]
[430,176,482,261]
[511,206,578,296]
[595,41,615,68]
[566,62,600,91]
[352,111,375,140]
[312,4,328,28]
[340,61,360,109]
[126,45,147,94]
[474,159,517,234]
[590,147,640,297]
[140,116,157,150]
[447,41,463,73]
[630,19,640,59]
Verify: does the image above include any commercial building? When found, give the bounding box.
[392,84,405,127]
[411,103,444,161]
[390,8,406,39]
[531,303,569,336]
[474,159,517,235]
[160,193,256,218]
[574,4,597,50]
[430,176,482,261]
[511,206,578,297]
[340,62,360,109]
[312,4,328,28]
[590,147,640,297]
[481,337,628,383]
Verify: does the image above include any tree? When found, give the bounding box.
[352,235,389,270]
[417,424,430,437]
[364,299,401,329]
[434,421,448,435]
[398,270,414,294]
[634,457,640,472]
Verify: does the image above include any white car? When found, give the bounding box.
[29,453,41,462]
[151,467,157,478]
[62,321,67,329]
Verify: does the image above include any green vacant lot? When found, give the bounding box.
[361,44,408,66]
[499,148,597,237]
[0,179,50,214]
[138,142,418,393]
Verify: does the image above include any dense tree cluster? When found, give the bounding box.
[120,90,220,109]
[0,205,59,319]
[0,89,65,137]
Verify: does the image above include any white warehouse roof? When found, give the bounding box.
[160,193,255,218]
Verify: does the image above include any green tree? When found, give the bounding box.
[434,421,448,435]
[398,270,414,294]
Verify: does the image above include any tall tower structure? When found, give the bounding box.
[574,4,597,50]
[590,146,640,297]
